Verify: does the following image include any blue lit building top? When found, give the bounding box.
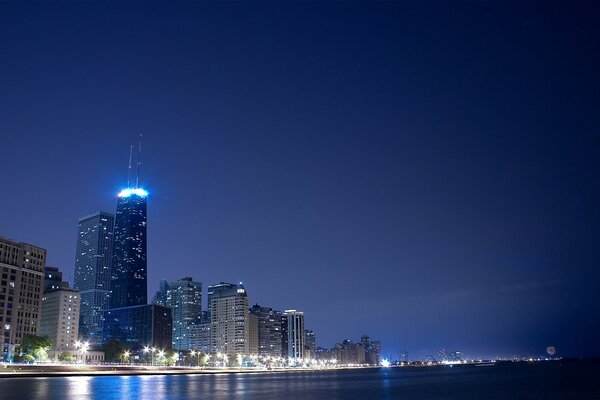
[118,188,149,198]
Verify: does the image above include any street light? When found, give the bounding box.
[123,351,130,365]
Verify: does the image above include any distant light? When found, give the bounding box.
[381,359,391,367]
[118,188,149,198]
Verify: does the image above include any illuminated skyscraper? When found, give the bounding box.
[209,282,249,356]
[74,211,114,345]
[281,310,305,362]
[109,187,148,309]
[110,141,148,309]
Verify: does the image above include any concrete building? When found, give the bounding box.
[0,237,46,361]
[304,329,316,359]
[248,313,259,355]
[208,282,249,356]
[40,266,80,354]
[281,310,304,362]
[249,304,282,357]
[189,311,211,354]
[73,211,114,345]
[103,304,172,350]
[160,277,202,350]
[45,266,68,293]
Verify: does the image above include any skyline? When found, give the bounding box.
[1,1,599,360]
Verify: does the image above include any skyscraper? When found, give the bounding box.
[249,304,282,357]
[162,277,202,350]
[110,187,148,309]
[209,282,249,356]
[281,310,305,362]
[74,211,114,345]
[0,237,46,361]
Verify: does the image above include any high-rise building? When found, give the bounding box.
[73,211,114,345]
[248,313,259,355]
[249,304,282,357]
[189,311,211,354]
[45,266,68,293]
[209,282,249,356]
[281,310,305,362]
[103,304,172,350]
[0,237,46,361]
[152,279,169,306]
[110,187,148,309]
[162,277,202,350]
[304,329,316,359]
[40,267,80,353]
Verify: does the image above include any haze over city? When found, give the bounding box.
[1,1,599,361]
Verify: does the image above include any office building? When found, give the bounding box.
[0,237,46,361]
[281,310,305,361]
[162,277,202,350]
[40,268,80,352]
[73,211,114,345]
[209,282,249,356]
[103,304,172,350]
[190,316,211,354]
[249,304,282,357]
[110,186,148,309]
[304,329,316,359]
[248,313,258,355]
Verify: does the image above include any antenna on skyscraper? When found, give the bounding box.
[127,145,133,188]
[136,134,143,188]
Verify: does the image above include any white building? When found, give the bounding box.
[40,287,80,352]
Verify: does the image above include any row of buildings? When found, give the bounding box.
[0,149,381,364]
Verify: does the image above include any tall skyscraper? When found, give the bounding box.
[281,310,305,362]
[249,304,282,357]
[209,282,249,356]
[110,187,148,309]
[0,237,46,361]
[74,211,114,345]
[161,277,202,350]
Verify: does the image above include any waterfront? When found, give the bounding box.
[0,360,598,399]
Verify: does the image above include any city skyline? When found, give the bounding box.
[1,1,599,360]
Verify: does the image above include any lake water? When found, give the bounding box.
[0,360,598,399]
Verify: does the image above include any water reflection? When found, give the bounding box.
[0,363,596,400]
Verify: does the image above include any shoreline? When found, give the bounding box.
[0,364,375,379]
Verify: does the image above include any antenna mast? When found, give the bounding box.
[136,134,143,188]
[127,145,133,188]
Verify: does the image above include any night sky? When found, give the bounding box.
[1,2,599,360]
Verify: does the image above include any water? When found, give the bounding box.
[0,360,598,400]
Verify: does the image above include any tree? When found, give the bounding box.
[58,352,76,363]
[101,339,127,363]
[19,335,52,362]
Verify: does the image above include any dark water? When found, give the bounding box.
[1,360,599,400]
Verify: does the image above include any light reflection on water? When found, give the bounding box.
[0,362,598,400]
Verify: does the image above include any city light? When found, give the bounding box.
[381,359,391,367]
[118,188,149,198]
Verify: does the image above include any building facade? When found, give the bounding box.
[209,282,249,356]
[249,304,282,357]
[110,188,148,309]
[163,277,202,350]
[0,238,46,361]
[103,304,172,350]
[73,211,114,345]
[281,310,305,361]
[304,329,316,359]
[189,312,211,354]
[40,283,80,352]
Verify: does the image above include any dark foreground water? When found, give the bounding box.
[1,360,599,400]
